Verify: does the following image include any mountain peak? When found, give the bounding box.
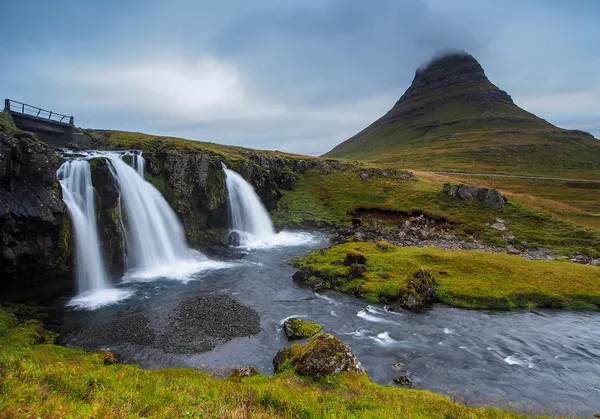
[397,51,512,105]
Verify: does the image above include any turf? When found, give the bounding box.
[293,243,600,310]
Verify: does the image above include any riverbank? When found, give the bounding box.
[0,308,543,418]
[292,242,600,310]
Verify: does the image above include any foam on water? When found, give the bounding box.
[66,288,133,310]
[372,332,399,347]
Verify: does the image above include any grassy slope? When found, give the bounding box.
[323,80,600,179]
[421,172,600,229]
[272,169,600,255]
[293,243,600,310]
[0,309,538,419]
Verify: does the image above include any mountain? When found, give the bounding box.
[324,51,600,178]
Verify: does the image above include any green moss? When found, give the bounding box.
[294,243,600,310]
[286,318,322,339]
[0,310,538,418]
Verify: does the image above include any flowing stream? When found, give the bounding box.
[54,154,600,416]
[53,237,600,417]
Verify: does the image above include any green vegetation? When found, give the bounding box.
[0,308,540,418]
[0,110,38,141]
[273,169,600,255]
[431,172,600,228]
[284,318,322,339]
[294,243,600,310]
[87,129,308,165]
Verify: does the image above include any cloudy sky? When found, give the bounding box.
[1,0,599,155]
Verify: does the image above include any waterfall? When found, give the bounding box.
[57,160,109,294]
[106,155,192,272]
[222,165,275,241]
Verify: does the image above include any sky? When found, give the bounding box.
[1,0,599,155]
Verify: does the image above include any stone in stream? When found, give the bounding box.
[227,231,242,247]
[283,318,322,340]
[394,375,413,386]
[274,333,365,377]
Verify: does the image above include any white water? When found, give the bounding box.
[106,155,195,274]
[222,165,275,238]
[57,160,131,308]
[222,165,315,248]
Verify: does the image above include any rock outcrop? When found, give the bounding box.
[273,333,365,377]
[443,183,507,209]
[0,130,71,297]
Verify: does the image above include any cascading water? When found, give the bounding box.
[57,160,131,309]
[106,154,195,273]
[222,165,275,242]
[222,165,314,248]
[57,160,109,293]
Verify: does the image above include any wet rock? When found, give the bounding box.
[283,318,322,340]
[229,366,259,380]
[227,231,242,247]
[292,270,310,285]
[349,263,367,279]
[394,375,413,386]
[391,360,404,370]
[1,130,71,297]
[391,268,438,311]
[274,333,365,377]
[352,218,362,227]
[343,250,366,266]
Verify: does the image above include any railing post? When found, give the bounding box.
[4,99,9,112]
[69,116,74,126]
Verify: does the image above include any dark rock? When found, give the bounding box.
[343,250,366,266]
[227,231,242,247]
[349,263,367,279]
[443,183,507,209]
[394,375,413,386]
[91,157,125,279]
[274,333,365,377]
[0,130,71,298]
[229,366,259,380]
[391,268,438,310]
[292,270,309,285]
[283,318,322,340]
[351,218,362,227]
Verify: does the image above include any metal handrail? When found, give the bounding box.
[4,99,73,125]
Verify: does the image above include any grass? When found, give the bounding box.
[423,172,600,229]
[0,308,543,418]
[293,242,600,310]
[272,169,600,255]
[0,111,38,141]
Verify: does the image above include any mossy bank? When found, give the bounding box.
[293,242,600,310]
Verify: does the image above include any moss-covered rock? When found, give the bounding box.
[343,249,366,266]
[391,268,438,310]
[274,333,365,377]
[229,366,260,380]
[283,318,322,340]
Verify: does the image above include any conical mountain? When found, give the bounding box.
[324,51,600,177]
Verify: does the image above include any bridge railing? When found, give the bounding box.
[4,99,74,125]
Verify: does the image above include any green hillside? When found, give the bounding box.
[324,52,600,178]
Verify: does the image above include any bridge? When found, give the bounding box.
[4,99,90,148]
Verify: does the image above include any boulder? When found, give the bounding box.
[391,268,438,310]
[283,318,322,340]
[274,333,365,377]
[349,263,367,279]
[343,249,366,266]
[227,231,242,247]
[443,183,507,208]
[229,366,259,380]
